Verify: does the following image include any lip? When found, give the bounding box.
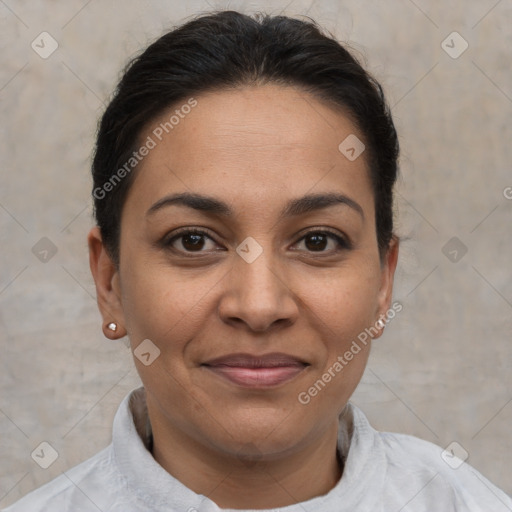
[201,352,309,388]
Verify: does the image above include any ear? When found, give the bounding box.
[373,236,400,339]
[87,226,127,339]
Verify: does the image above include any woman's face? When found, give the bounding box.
[90,83,398,459]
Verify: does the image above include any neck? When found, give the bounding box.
[148,411,343,509]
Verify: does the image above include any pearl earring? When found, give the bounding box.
[107,322,118,332]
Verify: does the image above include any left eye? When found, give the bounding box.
[295,231,349,253]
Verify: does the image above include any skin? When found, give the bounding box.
[88,83,399,509]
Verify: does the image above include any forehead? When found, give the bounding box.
[124,84,373,219]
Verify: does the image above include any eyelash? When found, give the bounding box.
[162,227,351,256]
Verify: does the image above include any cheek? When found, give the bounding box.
[295,272,377,410]
[119,260,222,354]
[298,264,379,375]
[301,263,381,335]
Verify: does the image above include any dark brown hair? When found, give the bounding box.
[92,10,399,266]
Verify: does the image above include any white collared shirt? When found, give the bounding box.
[3,386,512,511]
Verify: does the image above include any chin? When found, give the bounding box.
[208,408,310,455]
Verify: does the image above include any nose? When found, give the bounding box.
[218,244,299,333]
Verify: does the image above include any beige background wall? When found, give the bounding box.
[1,0,511,507]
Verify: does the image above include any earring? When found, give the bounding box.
[107,322,118,332]
[376,319,386,329]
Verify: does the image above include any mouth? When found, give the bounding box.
[201,352,310,388]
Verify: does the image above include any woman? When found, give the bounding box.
[4,10,511,512]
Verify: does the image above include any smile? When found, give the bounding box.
[201,352,310,388]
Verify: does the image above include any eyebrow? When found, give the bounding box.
[146,191,364,220]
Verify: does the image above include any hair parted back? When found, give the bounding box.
[92,10,399,266]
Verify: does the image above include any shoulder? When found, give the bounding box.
[345,404,512,511]
[2,388,149,512]
[1,445,131,512]
[378,429,512,511]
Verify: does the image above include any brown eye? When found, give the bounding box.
[295,230,350,253]
[180,233,206,251]
[304,233,329,251]
[164,229,220,254]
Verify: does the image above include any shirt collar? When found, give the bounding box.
[112,386,386,511]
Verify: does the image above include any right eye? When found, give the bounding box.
[163,228,223,254]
